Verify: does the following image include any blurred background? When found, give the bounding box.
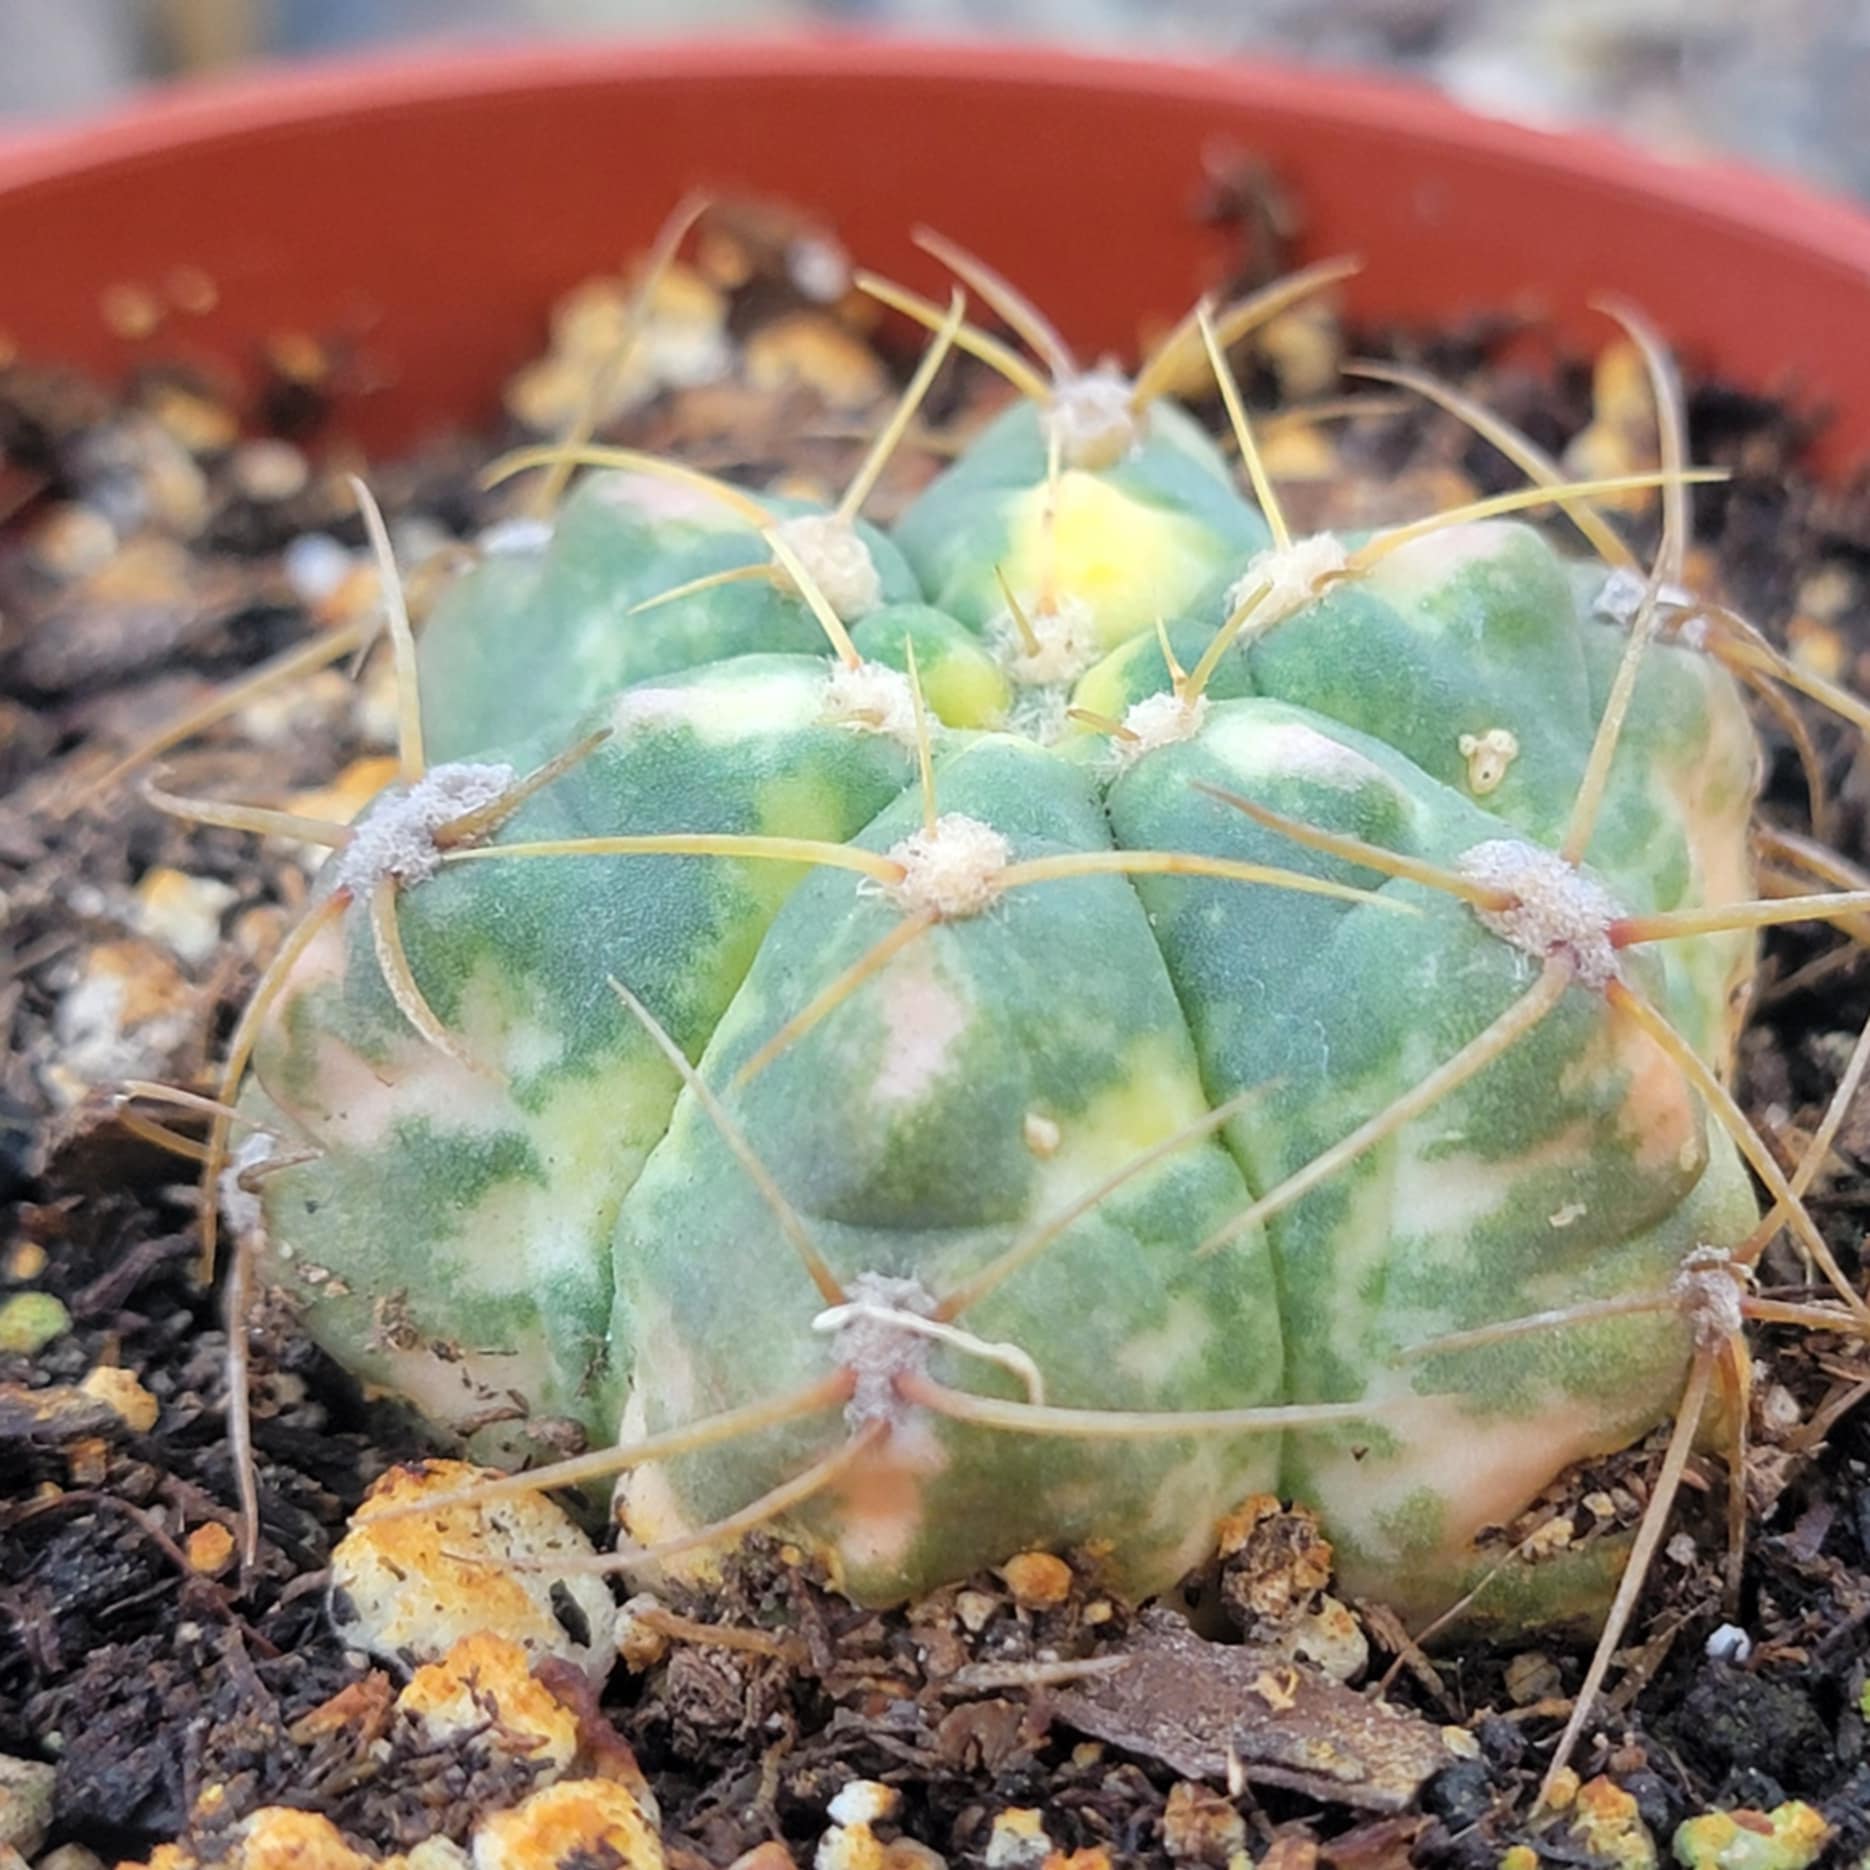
[1,0,1867,200]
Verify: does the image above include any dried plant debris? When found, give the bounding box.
[3,185,1870,1870]
[1049,1609,1452,1812]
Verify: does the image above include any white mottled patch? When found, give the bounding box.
[593,469,746,528]
[292,1014,518,1156]
[1387,1118,1597,1269]
[1316,1380,1636,1603]
[609,665,823,744]
[489,1012,564,1081]
[1360,518,1519,610]
[612,1385,697,1552]
[1115,1295,1213,1388]
[872,951,971,1103]
[1204,713,1393,793]
[477,516,555,558]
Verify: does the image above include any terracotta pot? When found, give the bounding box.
[1,38,1868,464]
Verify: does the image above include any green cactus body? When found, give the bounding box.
[242,654,916,1460]
[610,735,1285,1602]
[420,472,922,760]
[237,364,1764,1623]
[892,397,1270,652]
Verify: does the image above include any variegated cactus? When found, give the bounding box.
[148,231,1870,1645]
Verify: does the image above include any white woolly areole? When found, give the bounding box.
[1042,368,1140,471]
[883,813,1011,920]
[1115,691,1209,768]
[822,1273,939,1430]
[1671,1245,1746,1351]
[770,512,884,621]
[1593,565,1706,649]
[218,1129,277,1240]
[1458,838,1625,989]
[1225,533,1351,636]
[821,659,918,744]
[988,593,1100,690]
[333,761,515,895]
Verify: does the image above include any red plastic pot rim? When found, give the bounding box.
[1,36,1868,467]
[1,34,1865,233]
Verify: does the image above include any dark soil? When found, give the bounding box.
[4,172,1870,1869]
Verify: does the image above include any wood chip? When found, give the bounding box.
[1049,1610,1452,1813]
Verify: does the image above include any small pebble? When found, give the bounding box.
[1161,1780,1246,1864]
[827,1782,899,1829]
[0,1755,55,1856]
[1544,1766,1581,1813]
[1291,1594,1367,1682]
[3,1244,47,1282]
[726,1849,797,1870]
[1001,1551,1072,1610]
[330,1459,619,1680]
[144,382,238,456]
[1420,1758,1493,1829]
[746,314,888,411]
[231,439,310,504]
[264,332,330,388]
[1569,1777,1655,1870]
[1759,1385,1801,1437]
[185,1523,236,1576]
[50,939,196,1103]
[1706,1623,1753,1663]
[133,867,237,968]
[80,1365,159,1433]
[100,283,163,341]
[0,1294,70,1357]
[1504,1648,1562,1705]
[982,1810,1051,1870]
[1671,1801,1830,1870]
[786,234,850,303]
[39,1846,106,1870]
[616,1592,671,1671]
[473,1780,663,1870]
[28,504,118,581]
[954,1589,998,1634]
[283,532,357,607]
[398,1631,578,1772]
